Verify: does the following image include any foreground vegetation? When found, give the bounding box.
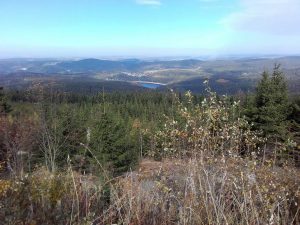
[1,157,299,224]
[0,66,299,224]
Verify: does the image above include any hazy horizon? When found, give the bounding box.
[1,0,300,58]
[1,53,300,61]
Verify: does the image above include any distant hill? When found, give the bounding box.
[41,58,203,73]
[0,58,203,74]
[0,56,299,95]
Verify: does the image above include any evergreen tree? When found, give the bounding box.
[254,65,289,139]
[0,87,12,115]
[91,113,136,176]
[288,97,300,147]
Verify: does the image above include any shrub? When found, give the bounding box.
[152,84,264,159]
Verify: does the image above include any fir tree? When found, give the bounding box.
[254,64,289,139]
[91,113,136,176]
[0,87,12,115]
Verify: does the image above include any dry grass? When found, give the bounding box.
[114,157,300,225]
[1,158,299,224]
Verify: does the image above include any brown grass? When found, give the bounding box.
[115,157,300,225]
[1,157,299,224]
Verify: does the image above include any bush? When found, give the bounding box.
[152,84,264,159]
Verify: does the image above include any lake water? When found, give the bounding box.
[137,82,163,89]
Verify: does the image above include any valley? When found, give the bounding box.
[1,56,300,94]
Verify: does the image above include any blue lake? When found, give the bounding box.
[138,82,163,89]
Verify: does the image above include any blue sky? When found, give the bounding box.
[0,0,300,58]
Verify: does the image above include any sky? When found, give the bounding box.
[0,0,300,58]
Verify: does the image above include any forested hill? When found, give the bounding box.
[0,56,300,95]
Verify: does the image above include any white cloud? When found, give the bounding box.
[222,0,300,35]
[136,0,161,6]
